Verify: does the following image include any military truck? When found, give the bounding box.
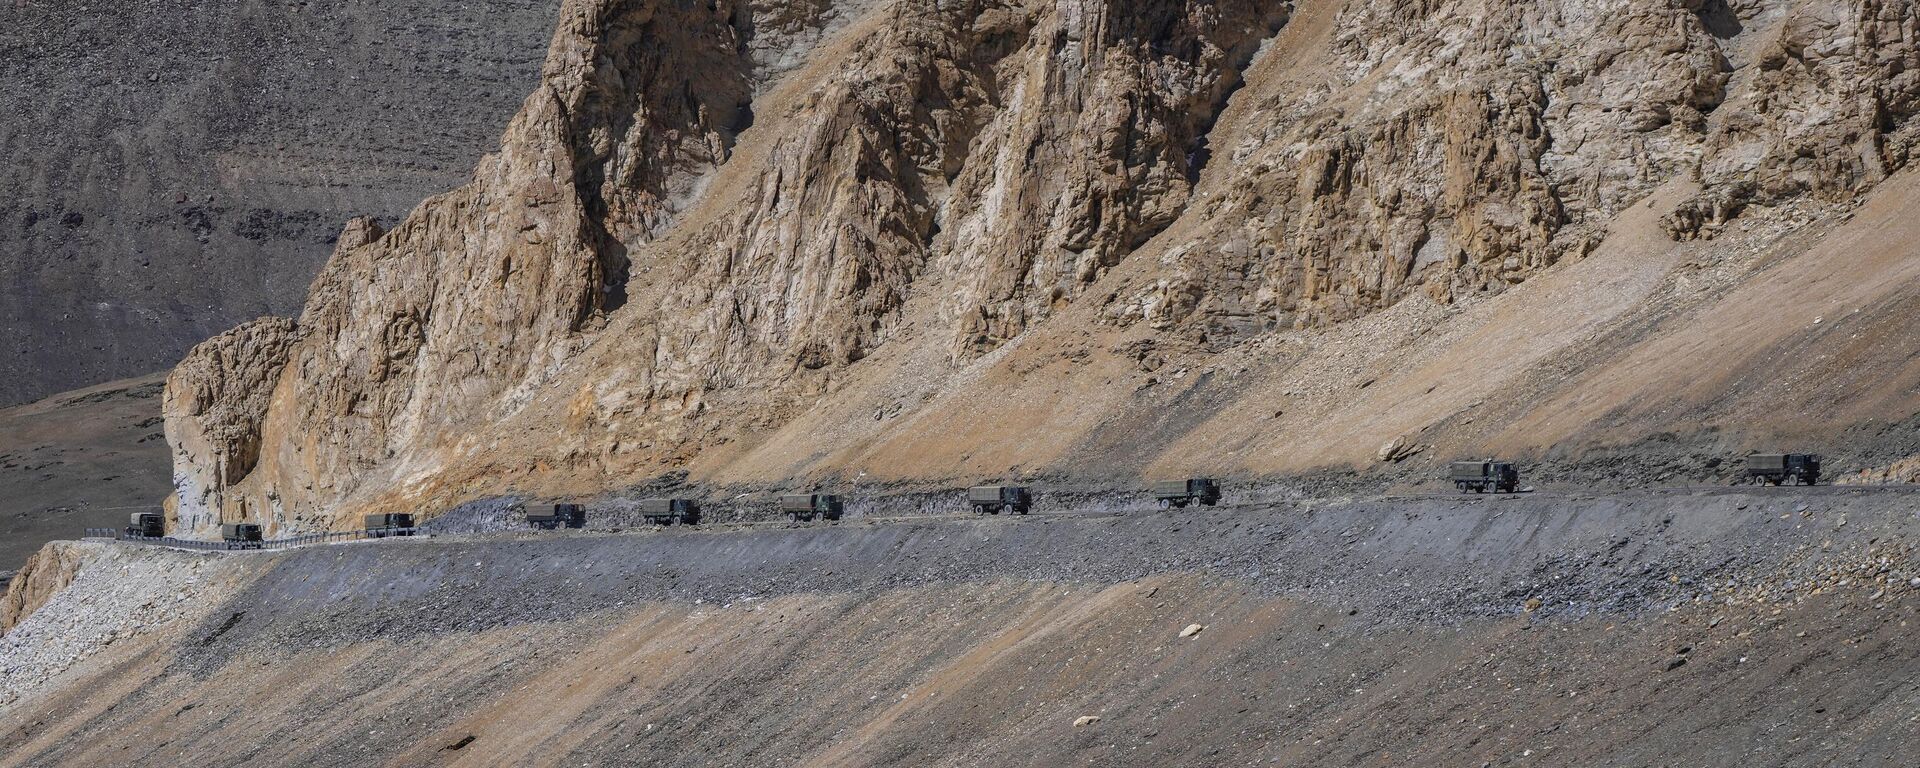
[1451,460,1519,493]
[363,513,416,538]
[527,503,587,530]
[1746,453,1820,486]
[640,498,699,526]
[780,494,844,522]
[126,512,165,538]
[1151,478,1221,508]
[221,523,264,550]
[968,485,1031,515]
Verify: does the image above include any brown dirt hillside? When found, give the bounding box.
[0,376,171,575]
[154,0,1920,535]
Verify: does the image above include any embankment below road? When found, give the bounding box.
[2,489,1916,766]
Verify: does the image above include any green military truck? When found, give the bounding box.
[221,523,264,550]
[1745,453,1820,486]
[363,513,416,538]
[1151,478,1221,508]
[780,494,843,522]
[968,485,1031,515]
[640,498,699,526]
[1451,460,1519,494]
[527,503,587,530]
[126,512,165,538]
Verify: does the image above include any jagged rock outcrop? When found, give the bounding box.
[165,0,823,530]
[1671,0,1920,238]
[163,318,300,536]
[1131,0,1736,337]
[165,0,1920,531]
[938,1,1292,352]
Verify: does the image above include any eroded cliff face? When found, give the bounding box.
[166,0,1920,532]
[164,318,300,534]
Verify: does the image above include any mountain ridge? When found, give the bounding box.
[159,0,1920,535]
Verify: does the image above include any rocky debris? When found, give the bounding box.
[1179,623,1205,638]
[3,489,1915,765]
[0,542,231,707]
[1841,453,1920,485]
[1376,436,1420,463]
[2,541,91,633]
[1072,715,1101,727]
[141,489,1920,666]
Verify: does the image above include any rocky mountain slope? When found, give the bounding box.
[3,489,1915,765]
[160,0,1920,536]
[0,0,559,406]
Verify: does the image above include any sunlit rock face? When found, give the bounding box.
[166,0,1920,531]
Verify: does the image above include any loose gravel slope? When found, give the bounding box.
[1,489,1916,766]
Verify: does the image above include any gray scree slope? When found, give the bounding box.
[0,0,559,405]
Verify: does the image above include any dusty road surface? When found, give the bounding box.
[2,489,1915,767]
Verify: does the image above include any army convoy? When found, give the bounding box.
[97,448,1848,551]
